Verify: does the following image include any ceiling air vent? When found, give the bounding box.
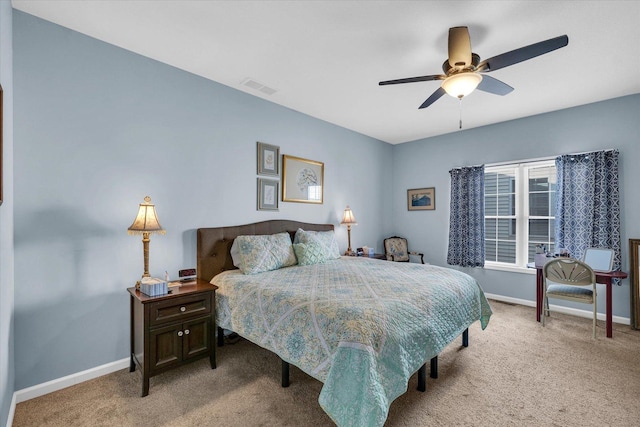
[241,78,278,95]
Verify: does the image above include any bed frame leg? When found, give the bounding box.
[430,356,438,379]
[281,359,290,387]
[462,328,469,347]
[217,327,224,347]
[417,363,426,392]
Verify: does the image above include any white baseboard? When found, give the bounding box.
[13,357,130,405]
[485,293,631,325]
[5,392,16,427]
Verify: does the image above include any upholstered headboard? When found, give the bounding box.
[196,220,334,281]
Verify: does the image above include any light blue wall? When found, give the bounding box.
[391,94,640,316]
[0,1,14,425]
[12,11,392,390]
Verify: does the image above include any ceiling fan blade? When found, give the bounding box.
[476,75,514,96]
[478,35,568,72]
[448,26,472,69]
[419,87,446,109]
[379,74,445,86]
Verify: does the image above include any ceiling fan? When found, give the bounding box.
[379,27,568,109]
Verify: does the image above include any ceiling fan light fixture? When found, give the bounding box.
[441,73,483,99]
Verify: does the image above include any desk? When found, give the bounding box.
[532,264,627,338]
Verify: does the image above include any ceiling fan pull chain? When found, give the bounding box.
[459,98,463,129]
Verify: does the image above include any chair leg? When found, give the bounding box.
[542,295,547,326]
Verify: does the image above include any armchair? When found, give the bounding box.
[383,236,424,264]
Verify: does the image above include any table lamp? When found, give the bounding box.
[128,196,165,278]
[340,205,357,256]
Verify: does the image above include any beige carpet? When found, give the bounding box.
[13,301,640,426]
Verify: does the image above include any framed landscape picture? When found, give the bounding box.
[407,187,435,211]
[282,155,324,204]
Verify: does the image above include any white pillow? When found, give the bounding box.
[230,238,242,268]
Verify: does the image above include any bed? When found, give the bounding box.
[197,220,491,427]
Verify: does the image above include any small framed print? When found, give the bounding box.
[407,187,435,211]
[257,178,279,211]
[282,155,324,204]
[257,142,279,176]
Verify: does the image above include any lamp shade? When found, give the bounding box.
[340,206,357,226]
[128,196,166,235]
[441,72,483,99]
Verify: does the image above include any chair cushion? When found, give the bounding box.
[384,237,409,262]
[546,284,594,302]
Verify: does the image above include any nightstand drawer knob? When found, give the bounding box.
[177,331,184,337]
[184,329,190,335]
[180,306,186,312]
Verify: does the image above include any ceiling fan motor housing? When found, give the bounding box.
[442,53,481,75]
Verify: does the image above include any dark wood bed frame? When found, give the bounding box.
[196,219,468,392]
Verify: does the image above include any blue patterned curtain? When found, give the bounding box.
[555,150,621,271]
[447,165,485,267]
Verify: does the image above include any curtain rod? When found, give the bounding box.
[486,148,617,168]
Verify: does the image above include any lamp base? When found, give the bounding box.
[345,226,355,257]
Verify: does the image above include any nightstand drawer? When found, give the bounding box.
[149,294,211,326]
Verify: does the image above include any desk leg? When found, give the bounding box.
[605,280,613,338]
[536,269,543,322]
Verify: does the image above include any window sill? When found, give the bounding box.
[483,262,535,275]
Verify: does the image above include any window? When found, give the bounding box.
[484,160,556,269]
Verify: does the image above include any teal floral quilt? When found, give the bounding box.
[212,257,492,426]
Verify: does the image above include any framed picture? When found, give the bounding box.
[407,187,435,211]
[257,178,279,211]
[282,155,324,204]
[257,142,279,176]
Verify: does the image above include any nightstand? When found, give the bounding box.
[128,279,218,396]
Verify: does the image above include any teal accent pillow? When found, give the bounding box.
[293,242,327,266]
[234,232,297,274]
[294,228,341,259]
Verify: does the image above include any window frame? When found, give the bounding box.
[484,159,556,272]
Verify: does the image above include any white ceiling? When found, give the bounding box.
[12,0,640,144]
